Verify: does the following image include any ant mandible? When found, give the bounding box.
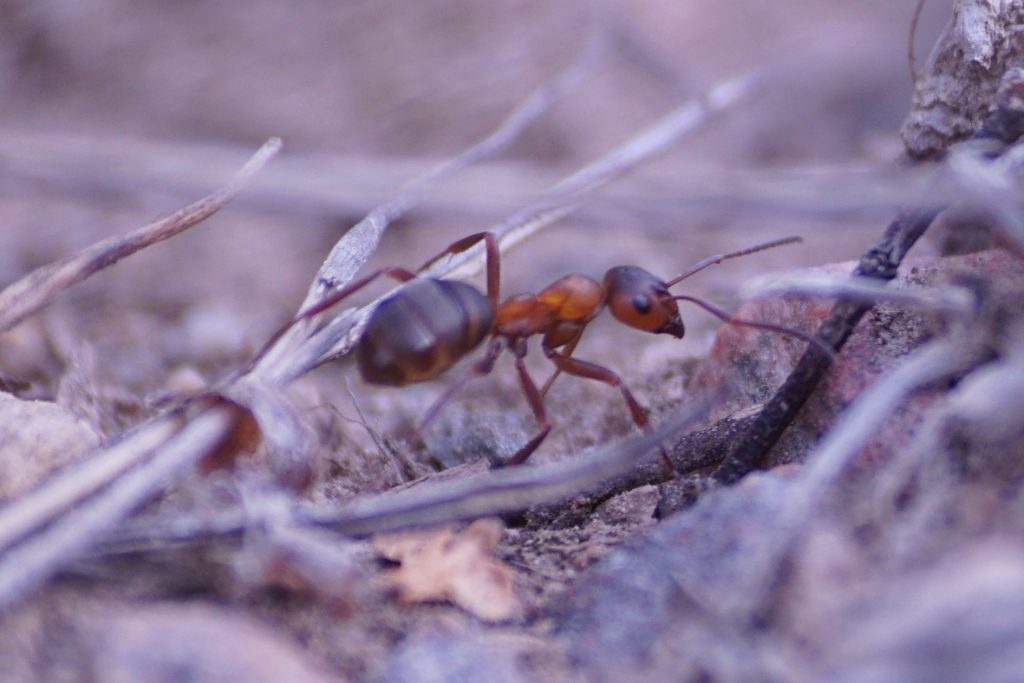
[297,232,822,468]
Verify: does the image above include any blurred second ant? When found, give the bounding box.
[281,232,827,469]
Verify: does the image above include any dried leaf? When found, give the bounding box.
[374,519,518,622]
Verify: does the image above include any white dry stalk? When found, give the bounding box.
[0,138,282,335]
[741,272,977,314]
[96,401,709,550]
[300,32,605,310]
[944,140,1024,255]
[302,405,707,535]
[0,140,281,610]
[3,131,967,224]
[0,415,181,554]
[0,407,236,608]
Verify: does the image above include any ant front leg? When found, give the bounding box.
[540,340,674,472]
[501,338,552,467]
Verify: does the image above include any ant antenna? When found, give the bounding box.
[672,294,836,361]
[666,236,802,287]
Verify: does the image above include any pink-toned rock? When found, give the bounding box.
[83,602,334,683]
[693,249,1024,465]
[0,394,101,499]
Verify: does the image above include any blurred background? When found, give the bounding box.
[0,0,950,433]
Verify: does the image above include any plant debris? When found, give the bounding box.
[374,519,519,622]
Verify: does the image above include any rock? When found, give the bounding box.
[594,486,658,527]
[82,602,334,683]
[379,629,540,683]
[901,2,1024,158]
[554,471,792,683]
[694,249,1024,467]
[822,543,1024,683]
[0,393,100,499]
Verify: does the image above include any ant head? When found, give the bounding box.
[603,266,685,338]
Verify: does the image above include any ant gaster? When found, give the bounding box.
[296,232,822,468]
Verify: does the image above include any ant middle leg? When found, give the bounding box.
[501,338,552,467]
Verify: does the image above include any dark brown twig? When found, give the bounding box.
[713,67,1024,486]
[712,208,938,485]
[87,401,709,558]
[908,0,927,87]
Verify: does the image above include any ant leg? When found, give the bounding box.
[541,343,674,472]
[502,341,551,467]
[417,232,500,309]
[244,267,417,372]
[413,338,503,440]
[539,330,584,399]
[297,268,417,320]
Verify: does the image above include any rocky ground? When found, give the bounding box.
[3,2,1024,682]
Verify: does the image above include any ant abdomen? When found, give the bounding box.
[358,278,493,386]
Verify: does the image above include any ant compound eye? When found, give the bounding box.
[632,296,651,315]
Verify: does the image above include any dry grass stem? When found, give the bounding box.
[94,401,708,555]
[299,31,605,311]
[0,406,237,610]
[3,130,967,223]
[945,140,1024,255]
[0,416,181,554]
[742,273,977,314]
[0,138,281,335]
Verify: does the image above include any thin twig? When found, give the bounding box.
[300,32,604,310]
[0,138,281,335]
[90,401,709,556]
[713,69,1024,485]
[741,272,976,314]
[908,0,927,87]
[0,407,238,610]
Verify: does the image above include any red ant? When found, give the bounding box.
[291,232,824,468]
